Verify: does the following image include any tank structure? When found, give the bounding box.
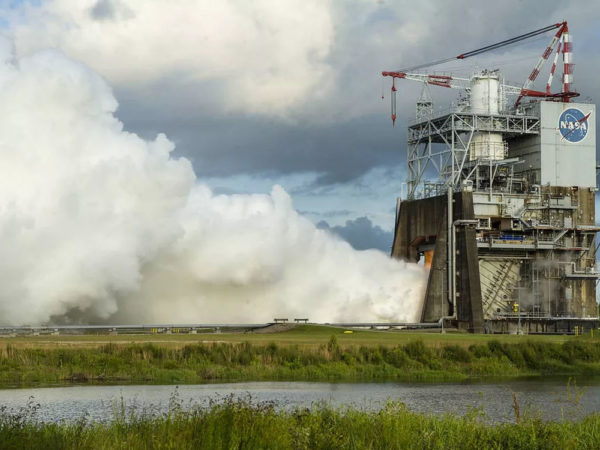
[385,23,599,333]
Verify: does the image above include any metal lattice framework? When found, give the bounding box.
[406,111,540,199]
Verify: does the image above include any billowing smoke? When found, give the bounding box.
[0,43,426,325]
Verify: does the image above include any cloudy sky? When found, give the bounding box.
[2,0,599,251]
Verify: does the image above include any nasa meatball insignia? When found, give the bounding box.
[559,108,590,143]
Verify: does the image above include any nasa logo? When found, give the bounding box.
[558,108,589,143]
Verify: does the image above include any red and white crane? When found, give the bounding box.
[382,21,577,125]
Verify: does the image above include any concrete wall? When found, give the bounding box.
[391,195,447,263]
[392,195,449,322]
[392,191,484,332]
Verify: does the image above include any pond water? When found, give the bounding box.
[0,378,598,423]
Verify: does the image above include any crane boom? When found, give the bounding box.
[381,72,469,89]
[382,21,577,124]
[388,22,564,74]
[382,72,522,93]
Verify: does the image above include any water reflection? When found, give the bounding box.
[0,379,598,423]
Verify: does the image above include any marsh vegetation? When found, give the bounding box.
[1,396,599,449]
[1,334,600,386]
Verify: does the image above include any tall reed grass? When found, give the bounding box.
[1,339,599,386]
[0,397,599,449]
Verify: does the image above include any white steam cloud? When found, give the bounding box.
[0,43,426,325]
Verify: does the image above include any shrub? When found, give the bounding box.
[441,344,472,363]
[469,344,491,359]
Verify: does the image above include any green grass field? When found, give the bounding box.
[0,324,582,350]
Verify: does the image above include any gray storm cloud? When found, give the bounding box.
[0,44,426,325]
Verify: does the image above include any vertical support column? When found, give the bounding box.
[454,191,484,332]
[447,187,453,315]
[451,114,456,188]
[562,25,572,97]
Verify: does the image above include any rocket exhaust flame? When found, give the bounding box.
[0,44,426,325]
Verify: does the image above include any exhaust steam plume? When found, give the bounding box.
[0,42,426,325]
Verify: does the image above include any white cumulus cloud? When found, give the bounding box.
[9,0,335,116]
